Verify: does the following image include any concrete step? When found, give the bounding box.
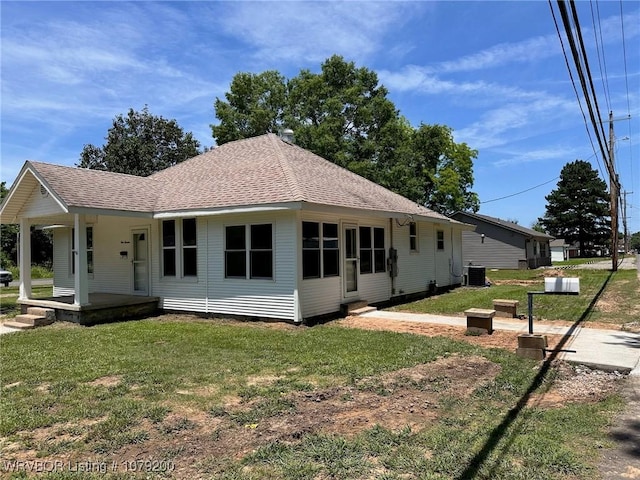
[12,313,55,327]
[3,321,36,330]
[349,306,377,316]
[343,300,369,314]
[26,307,56,321]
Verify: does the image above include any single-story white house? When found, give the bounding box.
[0,133,472,323]
[550,239,579,262]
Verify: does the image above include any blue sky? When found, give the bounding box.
[2,1,639,233]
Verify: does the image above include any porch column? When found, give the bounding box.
[18,218,32,300]
[74,214,90,306]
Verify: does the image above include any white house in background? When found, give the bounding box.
[0,133,472,323]
[550,239,579,262]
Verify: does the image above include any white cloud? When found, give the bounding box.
[454,94,577,150]
[217,2,422,64]
[379,65,544,101]
[435,35,561,74]
[490,146,577,167]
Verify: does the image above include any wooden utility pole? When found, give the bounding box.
[622,190,633,253]
[608,111,619,271]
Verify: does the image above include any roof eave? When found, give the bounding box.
[0,162,70,223]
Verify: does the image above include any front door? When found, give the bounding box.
[343,224,358,297]
[132,229,149,295]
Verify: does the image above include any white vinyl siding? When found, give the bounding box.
[152,217,207,312]
[53,216,153,296]
[20,184,65,218]
[49,209,465,322]
[206,212,296,320]
[392,221,462,295]
[393,221,436,295]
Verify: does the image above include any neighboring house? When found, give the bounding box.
[550,239,579,262]
[0,133,473,324]
[450,211,553,270]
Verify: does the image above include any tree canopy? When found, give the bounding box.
[78,106,201,177]
[538,160,610,256]
[211,55,479,215]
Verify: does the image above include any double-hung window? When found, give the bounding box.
[162,219,197,278]
[302,222,339,279]
[409,222,418,251]
[71,226,93,275]
[225,224,273,279]
[437,230,445,251]
[359,226,385,274]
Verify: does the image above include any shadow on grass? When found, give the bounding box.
[456,270,614,479]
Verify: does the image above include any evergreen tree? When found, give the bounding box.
[539,160,610,256]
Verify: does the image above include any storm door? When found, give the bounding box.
[132,229,150,295]
[343,224,358,296]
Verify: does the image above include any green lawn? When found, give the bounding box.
[0,317,623,479]
[391,268,639,326]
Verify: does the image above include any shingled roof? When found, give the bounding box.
[3,134,453,222]
[452,211,554,239]
[151,134,448,219]
[28,162,159,212]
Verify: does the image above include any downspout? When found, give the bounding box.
[450,227,454,285]
[389,218,395,296]
[205,218,209,313]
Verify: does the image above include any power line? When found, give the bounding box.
[561,0,612,180]
[619,0,635,222]
[590,0,611,111]
[481,177,560,204]
[548,1,605,179]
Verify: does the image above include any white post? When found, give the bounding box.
[74,214,89,306]
[18,218,32,300]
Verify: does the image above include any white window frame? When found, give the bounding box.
[161,218,198,279]
[302,221,339,279]
[224,223,274,280]
[437,230,445,251]
[409,222,418,252]
[70,226,94,278]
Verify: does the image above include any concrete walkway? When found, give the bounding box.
[360,310,640,374]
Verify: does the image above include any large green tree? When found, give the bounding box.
[538,160,610,256]
[212,71,287,144]
[630,232,640,252]
[78,106,201,176]
[211,55,479,215]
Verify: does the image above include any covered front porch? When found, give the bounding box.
[17,293,160,325]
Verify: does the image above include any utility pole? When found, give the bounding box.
[608,111,619,272]
[622,190,633,253]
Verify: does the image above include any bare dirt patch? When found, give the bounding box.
[338,316,565,351]
[86,375,122,388]
[107,354,502,478]
[5,355,502,478]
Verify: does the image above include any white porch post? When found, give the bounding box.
[74,214,90,306]
[18,218,32,300]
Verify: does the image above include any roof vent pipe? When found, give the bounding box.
[280,128,294,143]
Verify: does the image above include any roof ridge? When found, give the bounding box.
[268,134,306,201]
